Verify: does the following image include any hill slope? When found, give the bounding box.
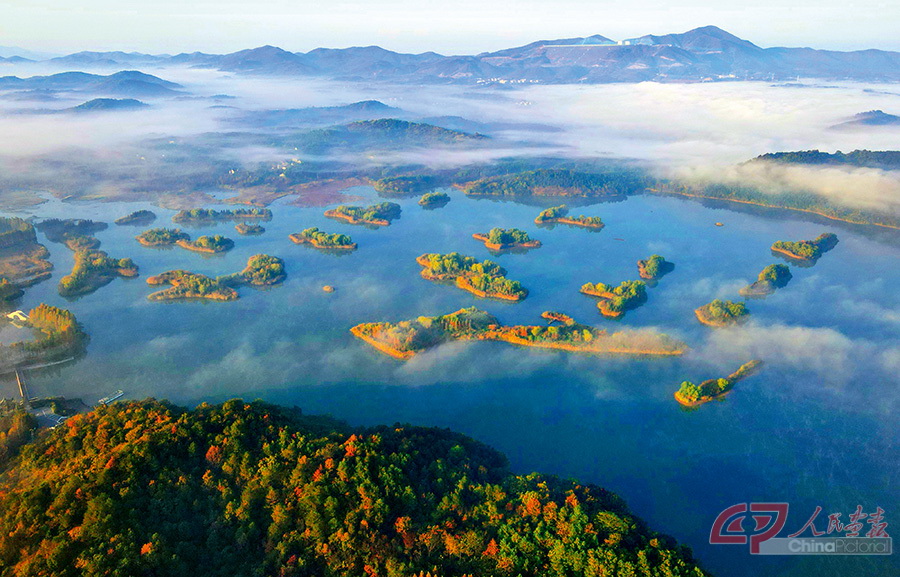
[0,399,708,577]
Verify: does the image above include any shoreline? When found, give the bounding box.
[771,246,814,261]
[650,188,900,230]
[350,326,416,360]
[535,217,604,229]
[175,239,233,254]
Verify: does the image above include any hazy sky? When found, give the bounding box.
[2,1,898,55]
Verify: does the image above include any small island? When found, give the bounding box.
[534,205,604,229]
[0,304,88,371]
[235,223,265,236]
[324,202,401,227]
[472,228,542,252]
[418,191,450,208]
[146,271,238,302]
[637,255,675,281]
[580,280,648,318]
[289,227,357,250]
[235,254,286,286]
[58,249,139,297]
[739,264,792,298]
[417,252,528,301]
[176,235,235,254]
[541,311,576,326]
[172,208,272,224]
[771,232,838,262]
[675,360,764,407]
[351,307,686,360]
[136,228,190,247]
[114,210,156,226]
[695,299,750,327]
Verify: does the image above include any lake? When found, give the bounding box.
[2,186,898,577]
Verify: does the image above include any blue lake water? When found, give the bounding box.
[2,187,898,577]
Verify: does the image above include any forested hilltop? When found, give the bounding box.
[0,400,708,577]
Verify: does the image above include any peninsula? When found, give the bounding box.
[739,264,792,298]
[580,280,648,318]
[771,232,838,262]
[175,235,235,254]
[146,271,238,301]
[351,306,686,360]
[675,360,764,407]
[695,299,750,327]
[289,227,356,250]
[324,202,401,227]
[416,252,528,301]
[0,217,53,287]
[114,210,156,226]
[172,208,272,224]
[637,255,674,281]
[0,304,87,371]
[418,191,450,208]
[535,205,604,229]
[34,218,107,244]
[472,228,542,252]
[235,223,265,235]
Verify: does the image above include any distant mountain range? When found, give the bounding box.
[0,70,182,98]
[8,26,900,83]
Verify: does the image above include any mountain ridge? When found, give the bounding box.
[7,26,900,83]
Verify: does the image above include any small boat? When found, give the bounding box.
[98,390,124,405]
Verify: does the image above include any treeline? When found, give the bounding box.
[753,149,900,170]
[462,169,646,197]
[172,208,272,223]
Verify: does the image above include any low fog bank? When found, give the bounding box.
[0,68,897,215]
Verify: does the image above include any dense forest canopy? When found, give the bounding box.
[0,400,708,577]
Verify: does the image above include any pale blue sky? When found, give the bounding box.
[2,1,897,55]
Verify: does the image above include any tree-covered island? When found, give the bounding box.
[771,232,838,262]
[0,399,710,576]
[695,299,750,327]
[739,264,792,298]
[373,174,439,196]
[324,202,401,227]
[34,218,108,244]
[235,223,265,235]
[290,227,357,250]
[146,271,238,302]
[637,255,675,281]
[535,205,605,229]
[136,228,190,247]
[472,228,542,251]
[352,306,686,360]
[675,360,764,407]
[416,252,528,301]
[418,191,451,207]
[114,210,156,226]
[219,254,287,287]
[580,280,648,318]
[176,235,235,254]
[172,207,272,224]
